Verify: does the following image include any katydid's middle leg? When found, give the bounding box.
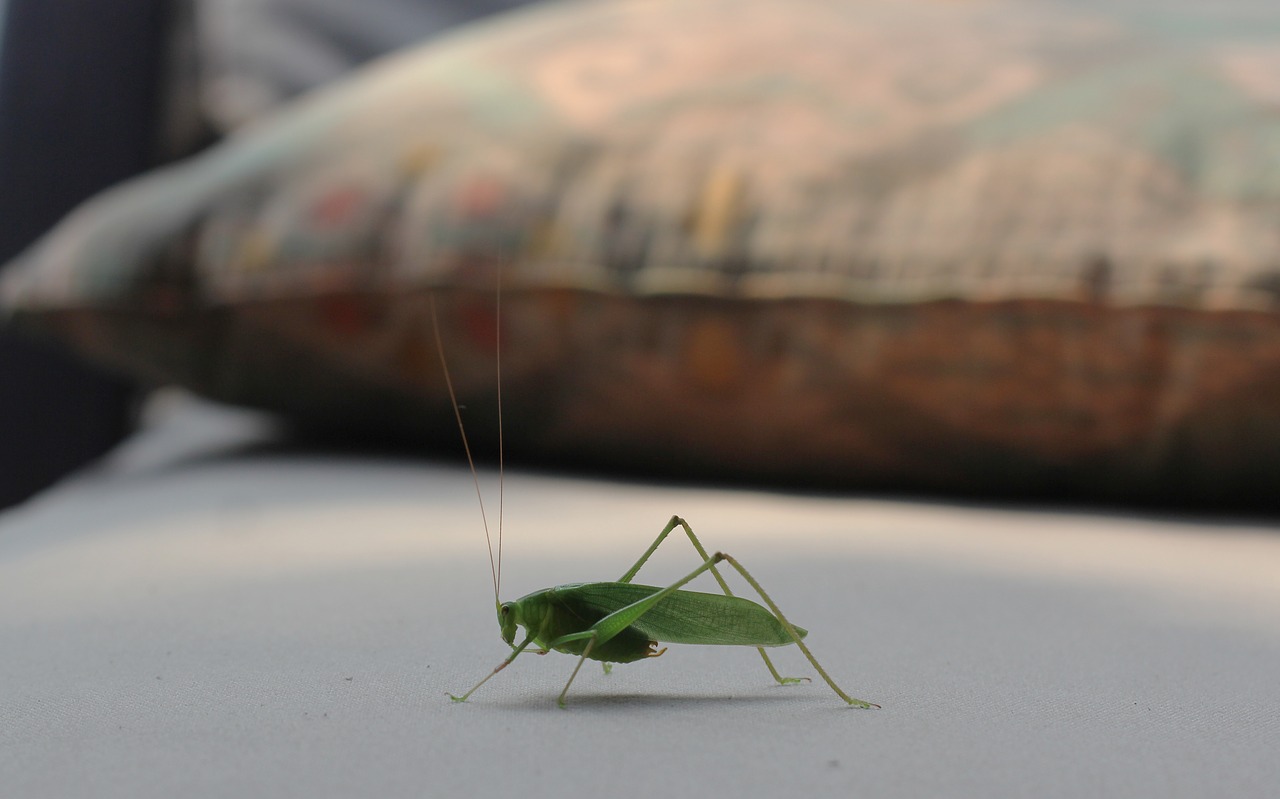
[543,629,599,708]
[546,551,737,707]
[617,515,808,686]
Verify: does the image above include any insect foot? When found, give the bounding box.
[715,551,880,709]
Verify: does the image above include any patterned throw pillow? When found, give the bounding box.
[5,0,1280,504]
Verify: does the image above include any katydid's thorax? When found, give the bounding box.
[505,583,664,664]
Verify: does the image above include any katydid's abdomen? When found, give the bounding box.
[511,582,809,663]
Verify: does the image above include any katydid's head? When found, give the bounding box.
[498,601,519,647]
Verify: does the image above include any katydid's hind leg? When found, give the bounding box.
[716,552,878,709]
[616,515,684,584]
[626,516,808,687]
[578,547,874,707]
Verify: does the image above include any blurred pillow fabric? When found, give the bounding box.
[195,0,538,130]
[4,0,1280,504]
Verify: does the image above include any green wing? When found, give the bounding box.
[551,582,807,647]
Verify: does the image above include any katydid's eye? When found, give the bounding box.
[500,605,510,616]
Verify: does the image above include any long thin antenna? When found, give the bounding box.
[495,267,504,598]
[430,294,499,605]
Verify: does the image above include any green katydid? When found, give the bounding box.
[430,295,877,709]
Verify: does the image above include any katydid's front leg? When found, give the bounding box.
[617,515,808,687]
[449,635,534,703]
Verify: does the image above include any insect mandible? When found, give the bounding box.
[430,292,877,709]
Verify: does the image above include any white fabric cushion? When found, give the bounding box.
[2,395,1278,797]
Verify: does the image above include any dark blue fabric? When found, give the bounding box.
[0,0,163,508]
